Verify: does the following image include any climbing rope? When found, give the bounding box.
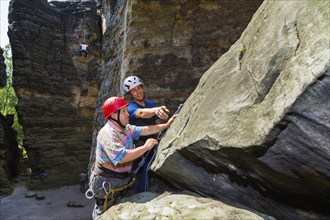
[83,11,86,43]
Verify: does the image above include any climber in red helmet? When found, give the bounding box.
[86,96,177,219]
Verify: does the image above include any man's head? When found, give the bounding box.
[102,97,129,127]
[123,76,145,101]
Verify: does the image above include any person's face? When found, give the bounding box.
[130,85,144,101]
[113,106,129,126]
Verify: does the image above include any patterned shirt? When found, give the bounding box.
[95,120,142,173]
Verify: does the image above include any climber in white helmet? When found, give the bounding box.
[123,75,170,193]
[123,76,170,123]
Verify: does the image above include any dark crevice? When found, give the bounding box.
[169,12,177,47]
[255,48,293,104]
[294,21,300,56]
[0,114,21,178]
[247,68,261,98]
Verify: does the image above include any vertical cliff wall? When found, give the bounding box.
[8,0,101,187]
[90,0,262,166]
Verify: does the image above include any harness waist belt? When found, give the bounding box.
[95,163,130,179]
[99,161,132,169]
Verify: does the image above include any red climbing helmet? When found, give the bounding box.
[102,97,128,119]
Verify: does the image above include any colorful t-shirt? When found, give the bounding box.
[128,99,158,126]
[95,120,142,173]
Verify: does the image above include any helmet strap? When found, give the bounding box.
[109,109,125,129]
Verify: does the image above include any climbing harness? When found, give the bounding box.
[85,173,97,199]
[85,169,136,211]
[103,176,136,210]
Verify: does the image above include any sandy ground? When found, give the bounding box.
[0,179,94,220]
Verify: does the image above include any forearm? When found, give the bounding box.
[136,108,156,119]
[136,106,169,120]
[119,146,149,164]
[141,123,168,136]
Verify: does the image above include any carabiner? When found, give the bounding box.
[85,188,95,199]
[102,181,112,194]
[85,173,96,199]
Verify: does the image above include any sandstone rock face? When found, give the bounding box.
[8,0,101,187]
[100,192,274,220]
[152,0,330,219]
[90,0,262,167]
[121,0,263,108]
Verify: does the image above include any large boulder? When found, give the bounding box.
[100,192,274,220]
[152,0,330,219]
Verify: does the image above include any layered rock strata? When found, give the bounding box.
[8,0,101,187]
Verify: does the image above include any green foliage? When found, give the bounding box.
[237,44,246,55]
[0,44,26,158]
[0,84,17,114]
[0,85,25,153]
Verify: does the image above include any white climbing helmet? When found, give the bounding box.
[123,76,143,93]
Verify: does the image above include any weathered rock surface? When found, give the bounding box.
[8,0,101,187]
[100,191,273,220]
[152,0,330,219]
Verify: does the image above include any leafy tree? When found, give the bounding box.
[0,44,26,158]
